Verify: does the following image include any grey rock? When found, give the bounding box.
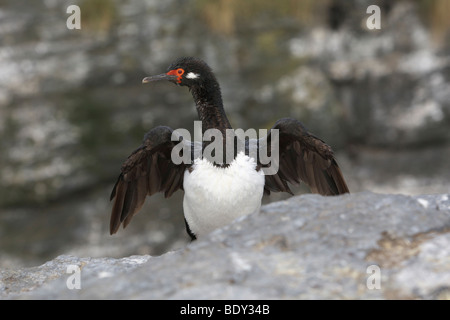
[1,0,450,206]
[1,0,450,267]
[1,192,449,300]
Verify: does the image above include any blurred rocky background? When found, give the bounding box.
[0,0,449,268]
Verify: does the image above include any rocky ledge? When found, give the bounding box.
[1,192,450,300]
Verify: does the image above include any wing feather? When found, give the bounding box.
[261,118,349,196]
[109,126,191,235]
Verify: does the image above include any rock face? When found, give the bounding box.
[1,192,449,300]
[1,0,450,268]
[1,0,449,206]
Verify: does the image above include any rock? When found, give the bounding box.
[1,192,449,300]
[1,0,450,206]
[1,0,450,267]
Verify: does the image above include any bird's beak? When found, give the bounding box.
[142,73,178,84]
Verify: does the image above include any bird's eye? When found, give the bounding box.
[166,68,185,84]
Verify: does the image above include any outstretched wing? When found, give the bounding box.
[260,118,349,196]
[109,126,193,234]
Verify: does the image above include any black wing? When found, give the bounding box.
[109,126,191,234]
[260,118,349,196]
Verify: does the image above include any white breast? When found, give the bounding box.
[183,152,265,238]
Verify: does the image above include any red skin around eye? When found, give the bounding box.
[167,68,184,83]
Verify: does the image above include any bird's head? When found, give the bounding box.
[142,57,214,88]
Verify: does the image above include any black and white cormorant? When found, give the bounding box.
[110,57,349,240]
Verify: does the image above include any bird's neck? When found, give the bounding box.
[190,81,232,135]
[189,79,237,167]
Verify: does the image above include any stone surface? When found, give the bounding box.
[1,0,450,268]
[1,192,449,300]
[1,0,450,206]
